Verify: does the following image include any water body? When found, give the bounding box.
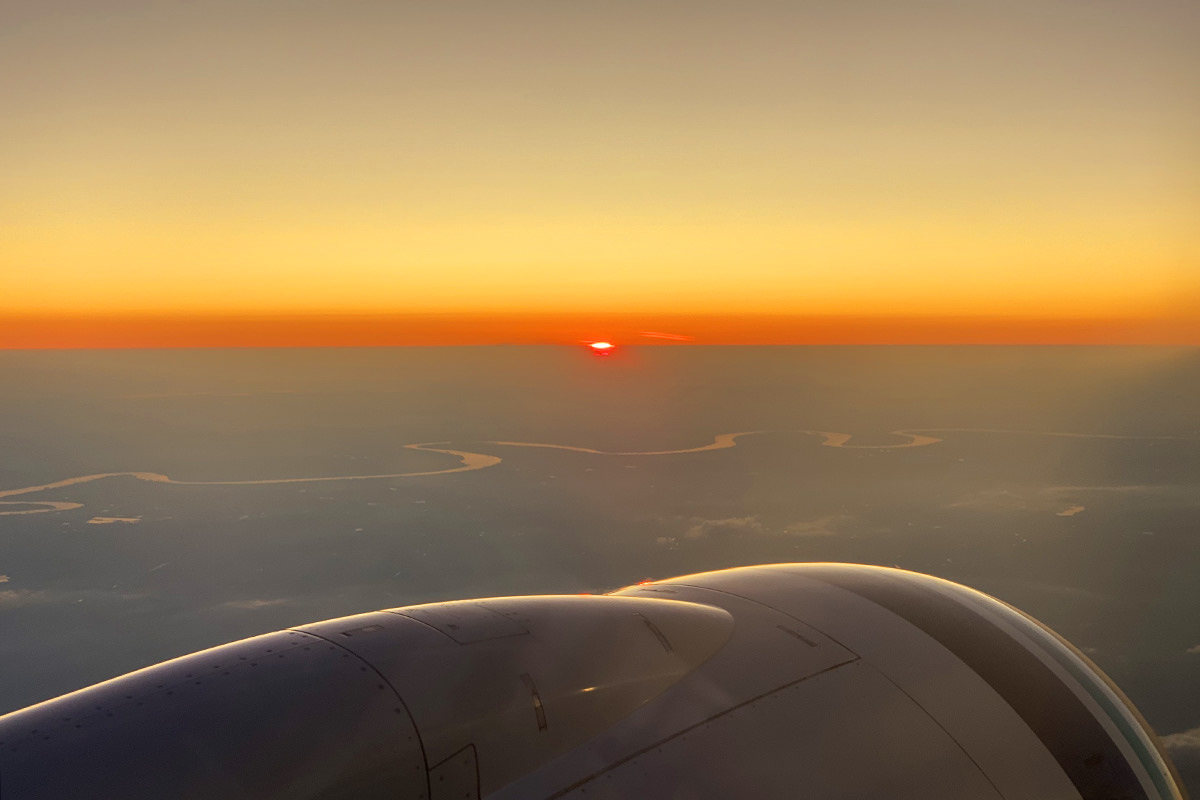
[0,346,1198,789]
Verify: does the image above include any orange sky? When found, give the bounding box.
[3,313,1198,348]
[2,1,1198,346]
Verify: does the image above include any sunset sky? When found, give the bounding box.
[2,0,1198,345]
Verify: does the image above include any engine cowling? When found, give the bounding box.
[0,563,1187,799]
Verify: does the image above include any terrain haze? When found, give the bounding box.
[1,346,1198,790]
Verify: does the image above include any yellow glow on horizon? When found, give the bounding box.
[3,207,1195,321]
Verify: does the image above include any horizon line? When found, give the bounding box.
[2,311,1198,348]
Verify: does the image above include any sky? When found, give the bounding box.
[2,0,1198,345]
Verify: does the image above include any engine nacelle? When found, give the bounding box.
[0,564,1187,799]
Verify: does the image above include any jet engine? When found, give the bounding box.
[0,564,1187,799]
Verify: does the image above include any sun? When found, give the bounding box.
[588,341,616,356]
